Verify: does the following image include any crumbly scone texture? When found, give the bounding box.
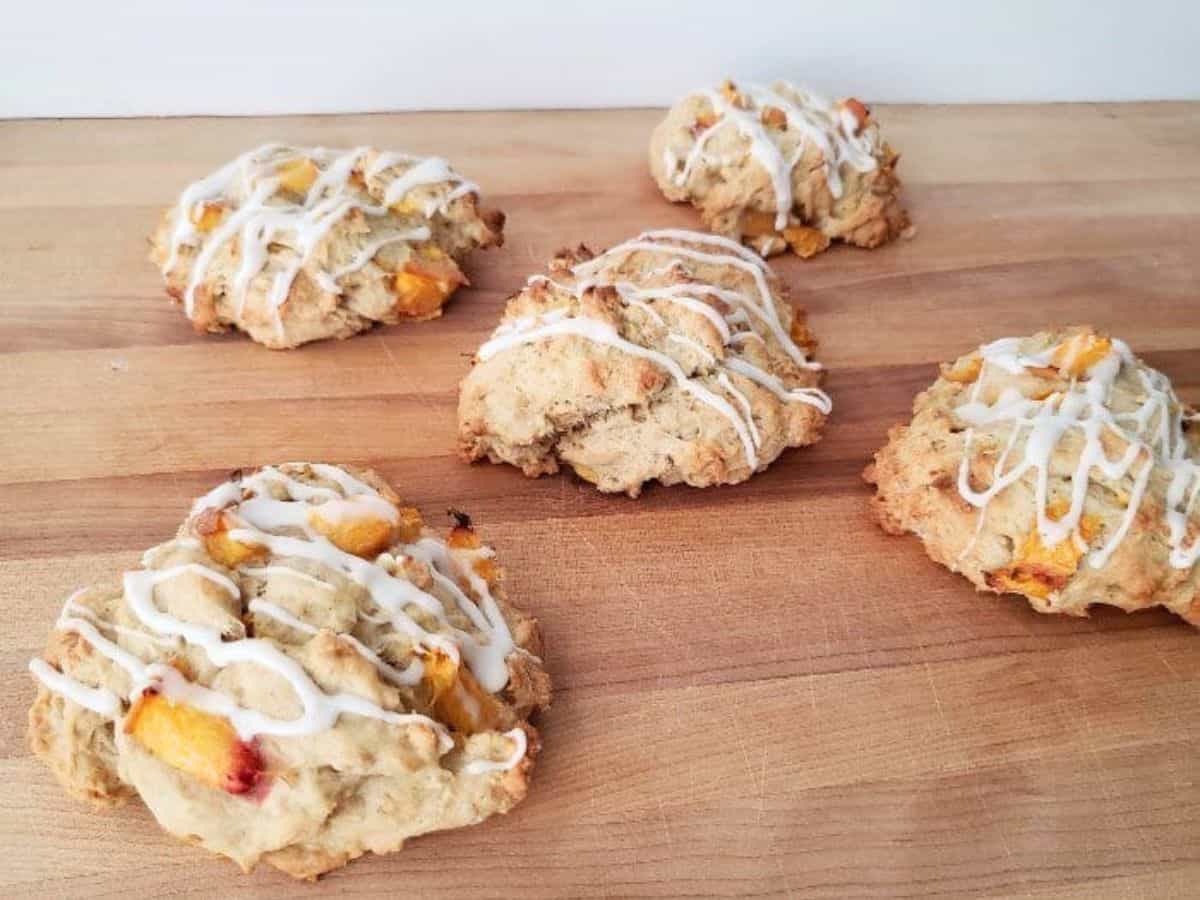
[149,145,504,349]
[650,79,909,259]
[458,230,830,496]
[865,327,1200,623]
[28,463,550,880]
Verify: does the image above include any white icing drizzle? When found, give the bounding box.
[240,565,337,592]
[462,727,528,775]
[34,568,446,747]
[619,293,666,326]
[604,282,732,343]
[688,89,792,230]
[247,598,422,687]
[161,144,474,336]
[1167,461,1200,568]
[589,229,821,371]
[226,465,513,691]
[316,227,432,294]
[122,564,448,744]
[374,155,479,215]
[723,357,832,414]
[747,83,878,200]
[191,463,373,515]
[406,539,505,637]
[670,81,881,228]
[248,597,321,634]
[62,594,177,649]
[302,462,381,496]
[956,409,1027,563]
[481,230,834,471]
[202,465,515,692]
[364,151,415,179]
[54,617,149,684]
[480,310,760,467]
[31,464,533,777]
[310,494,402,525]
[729,331,765,346]
[627,227,768,267]
[953,336,1200,586]
[718,372,763,449]
[668,333,717,364]
[29,658,120,719]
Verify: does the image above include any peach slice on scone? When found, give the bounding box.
[126,690,264,795]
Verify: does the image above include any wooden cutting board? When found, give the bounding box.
[1,104,1198,898]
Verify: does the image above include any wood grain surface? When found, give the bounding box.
[1,104,1199,899]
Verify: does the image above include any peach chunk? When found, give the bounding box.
[392,256,465,318]
[308,505,395,559]
[472,557,500,585]
[989,531,1084,599]
[840,98,870,134]
[1051,333,1113,378]
[420,649,503,735]
[760,105,787,129]
[447,521,481,550]
[389,196,422,216]
[276,157,319,195]
[719,79,748,109]
[126,691,263,795]
[421,647,458,703]
[189,202,225,233]
[571,463,601,485]
[740,210,778,238]
[782,225,831,259]
[788,313,819,356]
[691,111,719,135]
[195,510,267,568]
[987,502,1099,599]
[395,506,424,544]
[740,213,832,260]
[443,515,498,582]
[942,355,983,384]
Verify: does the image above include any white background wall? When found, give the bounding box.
[3,1,1197,118]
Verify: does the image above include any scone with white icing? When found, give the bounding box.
[150,145,504,349]
[865,328,1200,623]
[651,79,909,258]
[28,463,550,879]
[457,229,831,496]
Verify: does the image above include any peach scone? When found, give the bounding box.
[458,229,831,496]
[866,328,1200,623]
[150,145,504,348]
[28,463,549,879]
[651,79,909,259]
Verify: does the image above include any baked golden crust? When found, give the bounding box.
[28,463,549,879]
[866,328,1200,623]
[149,145,503,349]
[650,80,909,258]
[457,229,830,496]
